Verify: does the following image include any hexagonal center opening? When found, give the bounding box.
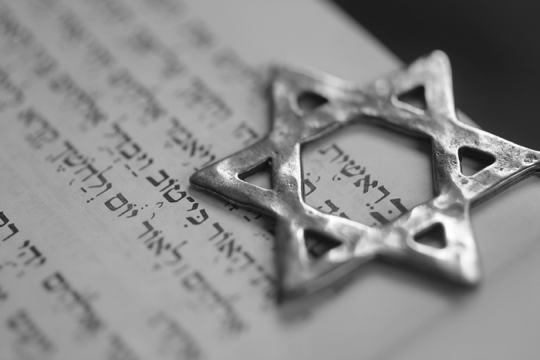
[301,122,434,226]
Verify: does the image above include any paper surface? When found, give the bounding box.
[0,0,538,359]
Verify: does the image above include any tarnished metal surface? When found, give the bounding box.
[190,51,540,301]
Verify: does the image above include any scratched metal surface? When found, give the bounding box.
[190,51,540,300]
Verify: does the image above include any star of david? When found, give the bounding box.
[190,51,540,301]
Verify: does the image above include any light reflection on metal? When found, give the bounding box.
[190,51,540,301]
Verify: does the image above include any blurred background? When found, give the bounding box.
[331,0,540,149]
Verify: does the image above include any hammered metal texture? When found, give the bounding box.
[190,51,540,301]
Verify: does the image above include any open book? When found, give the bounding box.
[1,0,538,359]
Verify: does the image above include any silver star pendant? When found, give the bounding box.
[190,51,540,301]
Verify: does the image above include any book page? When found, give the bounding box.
[0,1,539,359]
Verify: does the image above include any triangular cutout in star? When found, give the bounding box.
[296,91,329,112]
[373,51,456,119]
[189,142,278,214]
[397,85,427,111]
[413,222,446,249]
[400,215,481,286]
[304,229,342,259]
[277,219,375,301]
[239,158,273,189]
[458,146,496,176]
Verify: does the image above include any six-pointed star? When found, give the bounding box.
[190,51,540,301]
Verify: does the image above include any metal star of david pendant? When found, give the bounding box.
[190,51,540,301]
